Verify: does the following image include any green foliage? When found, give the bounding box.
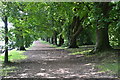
[0,2,119,77]
[0,2,120,50]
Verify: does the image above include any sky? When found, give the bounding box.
[0,18,13,29]
[0,18,13,45]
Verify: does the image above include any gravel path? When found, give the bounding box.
[2,41,119,80]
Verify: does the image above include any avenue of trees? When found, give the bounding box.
[0,2,120,63]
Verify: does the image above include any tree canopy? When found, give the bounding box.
[0,2,120,63]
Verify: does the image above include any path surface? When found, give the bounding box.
[2,41,118,80]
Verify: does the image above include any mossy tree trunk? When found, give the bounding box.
[92,2,113,53]
[94,26,112,52]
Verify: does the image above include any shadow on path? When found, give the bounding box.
[1,41,118,79]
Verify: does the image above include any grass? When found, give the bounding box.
[96,62,119,74]
[0,43,35,62]
[40,40,67,49]
[0,66,16,76]
[0,44,35,77]
[95,52,119,75]
[0,49,27,62]
[66,45,93,55]
[69,49,92,55]
[0,49,28,76]
[65,45,119,75]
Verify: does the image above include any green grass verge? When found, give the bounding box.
[69,50,92,55]
[0,49,27,62]
[66,46,119,75]
[97,62,119,74]
[0,66,16,76]
[0,50,27,76]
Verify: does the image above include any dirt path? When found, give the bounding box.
[2,41,118,80]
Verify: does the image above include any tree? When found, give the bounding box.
[91,2,113,53]
[1,2,10,63]
[2,2,119,54]
[68,16,83,48]
[108,2,120,47]
[2,16,9,63]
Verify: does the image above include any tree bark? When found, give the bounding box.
[19,46,26,51]
[92,3,113,53]
[18,32,26,51]
[68,16,83,48]
[2,16,9,63]
[58,34,64,46]
[48,38,51,43]
[118,36,120,47]
[46,37,49,42]
[51,37,54,44]
[53,31,57,45]
[94,26,112,52]
[69,36,79,48]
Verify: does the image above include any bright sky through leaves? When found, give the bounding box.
[0,0,119,2]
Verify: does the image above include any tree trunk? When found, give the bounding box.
[19,46,26,51]
[42,38,45,41]
[58,34,64,46]
[69,36,79,48]
[118,36,120,47]
[46,37,49,42]
[51,37,54,44]
[18,34,26,51]
[48,38,51,43]
[3,16,9,63]
[53,31,57,45]
[68,16,83,48]
[91,3,113,53]
[54,35,57,45]
[94,26,112,52]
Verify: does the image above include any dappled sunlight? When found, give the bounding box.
[71,74,87,78]
[51,68,71,74]
[0,1,120,79]
[35,73,50,77]
[1,41,118,79]
[96,62,119,74]
[18,73,28,78]
[69,50,92,55]
[84,63,92,66]
[0,66,17,77]
[44,58,57,61]
[2,62,117,78]
[23,69,31,72]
